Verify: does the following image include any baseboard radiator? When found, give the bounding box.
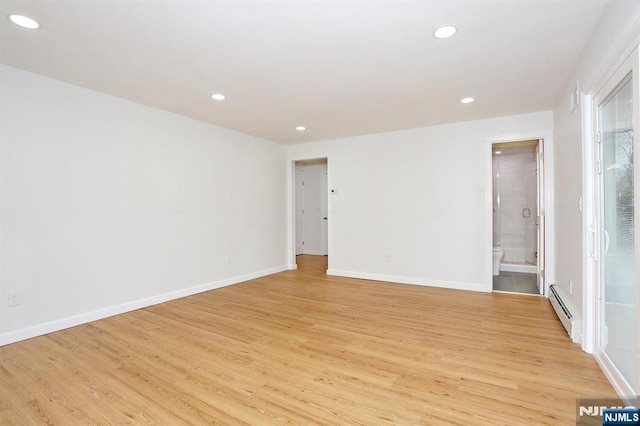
[549,284,581,343]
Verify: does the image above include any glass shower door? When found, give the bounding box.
[598,73,636,391]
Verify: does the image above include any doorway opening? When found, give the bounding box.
[293,158,328,271]
[491,139,545,295]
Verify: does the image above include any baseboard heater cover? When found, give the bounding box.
[549,284,581,343]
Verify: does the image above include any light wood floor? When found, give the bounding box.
[0,255,615,424]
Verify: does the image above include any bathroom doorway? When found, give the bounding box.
[491,139,545,295]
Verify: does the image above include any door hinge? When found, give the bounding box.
[596,132,602,143]
[596,160,602,174]
[539,151,544,161]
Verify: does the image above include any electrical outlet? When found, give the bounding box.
[8,291,21,307]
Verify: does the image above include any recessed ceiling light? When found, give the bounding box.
[296,126,306,131]
[460,97,475,104]
[433,25,457,39]
[211,93,225,101]
[495,150,502,155]
[9,14,40,29]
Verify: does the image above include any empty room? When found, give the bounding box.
[1,1,640,424]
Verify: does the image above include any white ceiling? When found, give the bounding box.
[1,1,608,144]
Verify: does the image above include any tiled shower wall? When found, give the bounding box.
[493,149,537,264]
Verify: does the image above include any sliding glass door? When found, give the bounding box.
[595,50,639,395]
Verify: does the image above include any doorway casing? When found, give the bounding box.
[486,132,555,295]
[290,157,329,270]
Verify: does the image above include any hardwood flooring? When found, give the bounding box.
[0,255,615,424]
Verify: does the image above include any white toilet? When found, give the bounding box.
[492,247,504,276]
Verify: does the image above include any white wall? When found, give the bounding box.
[0,65,288,344]
[288,111,553,291]
[295,162,327,255]
[553,1,640,345]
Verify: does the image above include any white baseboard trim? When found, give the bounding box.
[0,265,288,347]
[288,263,298,270]
[326,269,489,292]
[303,250,324,256]
[594,350,637,401]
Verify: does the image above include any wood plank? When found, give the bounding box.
[0,255,615,424]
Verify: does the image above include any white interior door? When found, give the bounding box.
[321,171,328,255]
[594,49,638,395]
[536,140,545,295]
[295,171,305,255]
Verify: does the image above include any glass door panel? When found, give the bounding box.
[599,74,636,389]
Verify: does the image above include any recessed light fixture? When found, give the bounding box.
[433,25,457,39]
[296,126,306,131]
[211,93,226,101]
[9,14,40,29]
[460,97,475,104]
[495,150,502,155]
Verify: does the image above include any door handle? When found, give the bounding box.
[589,225,597,261]
[323,217,327,220]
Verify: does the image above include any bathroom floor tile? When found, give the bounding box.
[492,273,515,291]
[493,280,513,292]
[493,272,539,295]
